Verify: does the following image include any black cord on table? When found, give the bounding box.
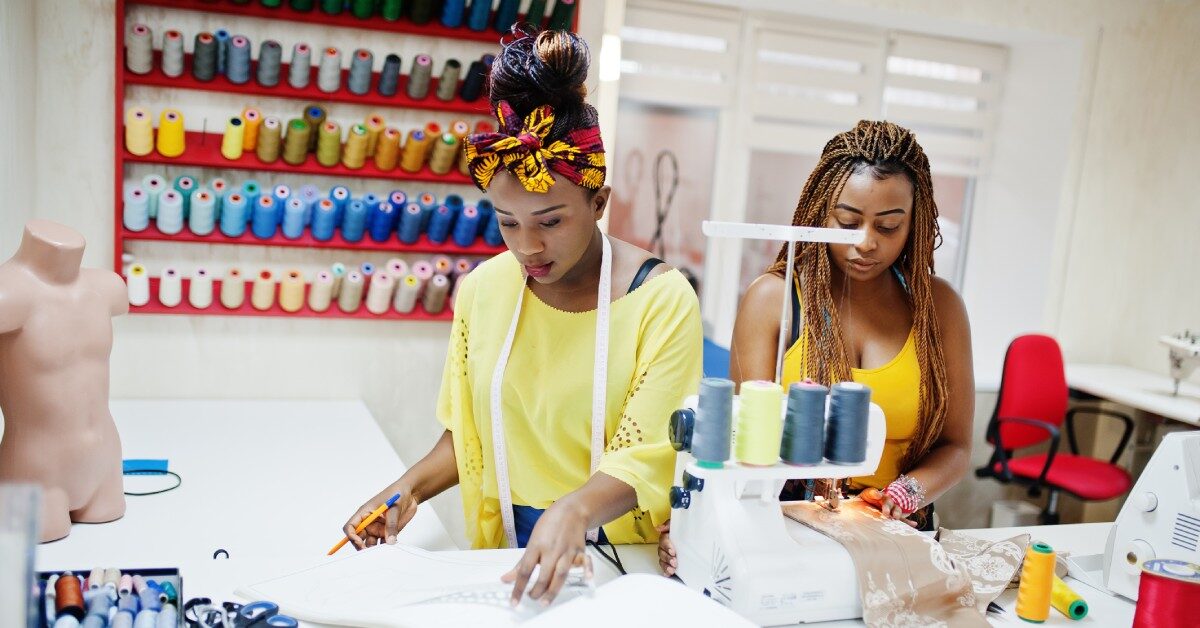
[123,470,183,496]
[586,539,626,576]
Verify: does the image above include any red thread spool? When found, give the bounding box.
[55,572,85,620]
[1133,559,1199,628]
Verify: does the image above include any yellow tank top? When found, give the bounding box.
[780,290,921,490]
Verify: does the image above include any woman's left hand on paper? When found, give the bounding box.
[501,499,592,607]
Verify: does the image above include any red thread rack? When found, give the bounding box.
[122,224,502,256]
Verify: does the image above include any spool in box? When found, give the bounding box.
[35,568,183,627]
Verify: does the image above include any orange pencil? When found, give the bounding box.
[328,492,401,555]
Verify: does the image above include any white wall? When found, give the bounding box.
[0,0,36,252]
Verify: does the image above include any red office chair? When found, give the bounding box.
[975,334,1134,524]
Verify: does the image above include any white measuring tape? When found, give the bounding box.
[490,236,612,548]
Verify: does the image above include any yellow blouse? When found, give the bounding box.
[437,252,703,548]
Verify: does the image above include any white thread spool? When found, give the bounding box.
[317,46,342,93]
[308,270,334,312]
[220,268,245,309]
[337,270,364,313]
[279,269,305,313]
[423,274,450,314]
[127,263,150,306]
[126,23,154,74]
[366,271,395,315]
[385,257,408,279]
[188,268,213,309]
[393,274,420,313]
[251,270,276,311]
[158,267,182,307]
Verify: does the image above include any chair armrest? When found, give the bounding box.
[1065,407,1135,464]
[993,417,1062,491]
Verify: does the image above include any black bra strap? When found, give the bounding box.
[790,275,802,347]
[628,258,665,293]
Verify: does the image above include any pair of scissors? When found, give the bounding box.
[184,598,297,628]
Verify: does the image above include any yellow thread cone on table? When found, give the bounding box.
[735,380,784,465]
[364,113,386,157]
[401,129,431,173]
[374,128,402,171]
[1050,575,1088,620]
[156,108,186,157]
[279,270,305,313]
[251,270,276,311]
[1017,541,1056,623]
[124,106,154,156]
[221,116,245,160]
[429,133,460,175]
[220,268,245,309]
[241,106,262,151]
[342,123,369,169]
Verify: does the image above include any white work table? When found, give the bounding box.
[35,400,1137,627]
[1067,363,1200,426]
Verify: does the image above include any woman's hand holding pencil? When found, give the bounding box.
[336,484,420,552]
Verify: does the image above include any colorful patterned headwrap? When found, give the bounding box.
[463,100,606,193]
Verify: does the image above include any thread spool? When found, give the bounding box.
[112,612,133,628]
[239,107,262,152]
[466,0,491,30]
[126,23,153,74]
[220,268,246,309]
[378,54,401,96]
[494,0,521,32]
[321,0,343,13]
[691,378,734,467]
[781,382,827,466]
[386,258,409,278]
[158,268,182,307]
[303,199,334,241]
[161,30,184,77]
[396,203,422,244]
[329,185,350,223]
[289,42,312,88]
[303,105,326,150]
[342,124,369,169]
[124,107,154,156]
[427,205,454,243]
[123,185,150,232]
[307,271,334,312]
[366,271,395,314]
[390,274,420,313]
[342,199,368,242]
[388,190,409,213]
[318,47,342,92]
[186,268,214,309]
[548,0,577,30]
[423,274,450,314]
[1017,542,1056,623]
[735,380,784,466]
[292,0,316,10]
[361,192,381,208]
[242,180,262,209]
[85,569,102,590]
[155,605,177,628]
[282,197,306,239]
[460,60,488,102]
[407,54,433,99]
[350,0,374,18]
[257,40,283,87]
[452,258,473,281]
[189,189,217,235]
[192,32,218,81]
[424,121,442,143]
[429,133,460,175]
[433,59,462,101]
[451,205,480,246]
[220,117,245,160]
[220,193,248,237]
[525,0,549,27]
[173,176,196,218]
[272,184,292,218]
[118,592,137,615]
[133,610,156,628]
[227,35,252,84]
[278,270,305,312]
[1051,575,1088,620]
[338,271,365,312]
[119,575,132,596]
[417,192,437,225]
[364,113,386,156]
[441,0,466,27]
[210,177,229,218]
[483,208,503,246]
[825,382,870,464]
[330,262,346,298]
[214,29,231,75]
[316,121,342,167]
[349,49,374,95]
[370,127,402,171]
[360,262,376,282]
[251,270,276,311]
[1133,559,1198,628]
[283,119,311,165]
[252,196,278,239]
[381,0,403,20]
[474,197,492,234]
[368,203,396,242]
[254,116,282,163]
[141,174,166,219]
[131,577,146,595]
[156,190,184,235]
[412,260,434,284]
[432,256,453,277]
[400,130,430,172]
[156,109,185,158]
[410,0,436,23]
[126,265,150,306]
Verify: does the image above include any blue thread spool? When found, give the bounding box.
[299,184,320,224]
[156,603,177,627]
[189,189,217,235]
[81,616,104,628]
[494,0,521,32]
[483,209,503,246]
[398,203,423,244]
[361,192,380,209]
[123,184,150,232]
[117,592,137,615]
[441,0,466,27]
[87,592,112,618]
[282,197,306,239]
[466,0,491,31]
[133,609,156,628]
[209,177,228,220]
[312,198,337,241]
[226,35,252,84]
[388,190,408,228]
[825,382,871,464]
[452,205,480,247]
[360,262,375,279]
[329,185,350,224]
[214,29,231,75]
[112,610,134,628]
[427,205,454,244]
[141,174,166,219]
[137,587,160,612]
[476,198,495,236]
[443,193,464,211]
[252,196,278,239]
[417,192,437,230]
[156,190,185,235]
[342,199,368,242]
[272,184,291,223]
[692,378,734,468]
[781,382,827,466]
[173,175,196,219]
[368,202,395,242]
[242,180,261,221]
[220,192,248,237]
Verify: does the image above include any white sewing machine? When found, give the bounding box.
[667,396,887,626]
[1160,331,1200,396]
[1103,430,1200,599]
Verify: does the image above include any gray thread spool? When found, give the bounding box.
[226,35,252,84]
[161,30,184,77]
[125,23,153,74]
[317,47,342,93]
[781,382,827,466]
[825,382,871,464]
[289,42,312,88]
[378,54,401,96]
[460,59,487,101]
[214,29,231,75]
[435,59,461,101]
[407,54,433,100]
[192,32,218,82]
[692,378,734,467]
[257,40,283,87]
[348,48,374,95]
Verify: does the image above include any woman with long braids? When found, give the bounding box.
[342,28,702,605]
[659,120,973,575]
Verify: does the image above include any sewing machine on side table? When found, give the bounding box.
[1160,331,1200,396]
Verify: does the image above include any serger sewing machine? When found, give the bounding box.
[666,396,887,626]
[1103,430,1200,599]
[1160,331,1200,396]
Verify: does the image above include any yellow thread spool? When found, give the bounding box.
[735,380,784,466]
[303,104,326,151]
[241,106,262,151]
[422,122,442,161]
[316,121,342,167]
[374,127,402,171]
[156,108,186,158]
[279,270,305,313]
[450,119,470,142]
[400,129,431,173]
[1051,575,1088,620]
[124,107,154,156]
[250,270,276,311]
[429,133,460,175]
[220,268,245,309]
[1017,541,1056,623]
[364,113,386,156]
[282,119,311,166]
[255,116,282,163]
[220,116,245,160]
[341,123,369,169]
